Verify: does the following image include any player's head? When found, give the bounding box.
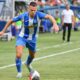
[65,4,70,10]
[28,1,37,17]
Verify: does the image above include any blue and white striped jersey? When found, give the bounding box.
[12,11,47,42]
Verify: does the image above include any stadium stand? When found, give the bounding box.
[0,0,13,41]
[0,20,12,41]
[0,0,80,40]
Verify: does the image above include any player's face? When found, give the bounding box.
[66,5,70,10]
[29,6,37,17]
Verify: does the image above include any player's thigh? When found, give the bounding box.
[16,46,24,58]
[26,41,36,58]
[16,37,26,58]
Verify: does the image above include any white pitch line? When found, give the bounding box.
[34,47,80,61]
[37,42,72,51]
[0,47,80,70]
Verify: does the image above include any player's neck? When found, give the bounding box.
[29,13,34,18]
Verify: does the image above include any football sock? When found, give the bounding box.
[26,55,34,72]
[27,64,33,72]
[16,58,22,73]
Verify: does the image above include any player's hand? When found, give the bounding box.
[0,31,4,36]
[53,24,59,32]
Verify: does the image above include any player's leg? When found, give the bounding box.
[62,23,66,41]
[67,24,72,42]
[26,49,36,80]
[16,46,24,78]
[16,46,24,74]
[27,49,35,72]
[16,37,26,78]
[25,41,36,72]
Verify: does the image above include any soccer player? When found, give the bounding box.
[0,1,59,78]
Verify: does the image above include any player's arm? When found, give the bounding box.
[2,19,13,33]
[0,14,23,36]
[0,19,13,36]
[45,14,59,32]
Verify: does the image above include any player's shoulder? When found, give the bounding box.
[36,11,47,17]
[18,12,29,19]
[63,9,66,12]
[21,12,28,16]
[36,11,44,15]
[69,9,73,12]
[36,11,41,14]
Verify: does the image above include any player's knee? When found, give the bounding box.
[30,54,35,58]
[16,53,22,58]
[30,53,35,58]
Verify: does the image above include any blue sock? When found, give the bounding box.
[16,58,22,73]
[27,55,33,65]
[26,55,33,72]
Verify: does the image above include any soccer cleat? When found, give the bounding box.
[28,71,34,80]
[16,72,22,78]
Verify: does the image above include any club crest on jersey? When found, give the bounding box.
[28,24,38,28]
[28,25,34,28]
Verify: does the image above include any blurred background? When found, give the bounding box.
[0,0,80,41]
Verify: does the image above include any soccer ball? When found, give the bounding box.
[30,70,40,80]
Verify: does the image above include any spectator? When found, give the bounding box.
[47,0,57,6]
[37,0,45,12]
[77,0,80,5]
[74,15,79,31]
[55,10,61,31]
[56,0,64,5]
[61,4,75,42]
[72,0,78,6]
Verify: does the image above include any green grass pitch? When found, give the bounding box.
[0,30,80,80]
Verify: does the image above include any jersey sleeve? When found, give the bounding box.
[12,14,23,22]
[37,11,47,19]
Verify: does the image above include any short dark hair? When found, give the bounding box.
[29,1,37,7]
